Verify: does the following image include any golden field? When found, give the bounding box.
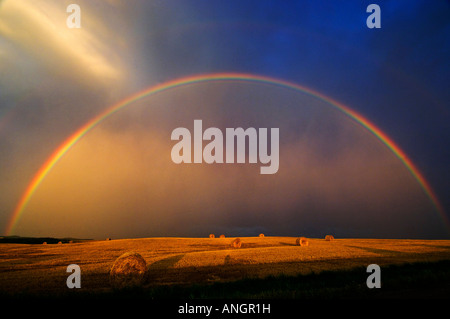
[1,236,450,296]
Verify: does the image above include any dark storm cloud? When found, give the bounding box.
[1,0,448,238]
[131,1,449,226]
[12,81,448,239]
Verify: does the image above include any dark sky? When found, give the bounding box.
[0,0,448,239]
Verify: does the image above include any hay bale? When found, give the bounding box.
[42,242,47,245]
[231,238,242,248]
[58,241,62,245]
[259,233,264,238]
[220,234,225,238]
[325,235,334,241]
[209,234,215,238]
[296,237,309,246]
[109,251,147,290]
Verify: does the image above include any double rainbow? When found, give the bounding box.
[5,73,447,235]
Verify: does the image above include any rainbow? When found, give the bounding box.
[5,72,447,235]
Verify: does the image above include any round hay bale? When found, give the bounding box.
[57,241,62,245]
[109,251,147,290]
[296,237,309,246]
[209,234,215,238]
[231,238,242,248]
[220,234,225,238]
[259,233,264,238]
[42,242,47,245]
[325,235,334,241]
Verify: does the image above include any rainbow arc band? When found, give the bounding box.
[5,73,447,235]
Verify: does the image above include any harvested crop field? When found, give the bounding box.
[1,237,449,298]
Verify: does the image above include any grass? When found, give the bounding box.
[174,260,450,299]
[1,236,449,299]
[5,260,449,300]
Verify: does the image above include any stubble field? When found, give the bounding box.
[1,236,450,298]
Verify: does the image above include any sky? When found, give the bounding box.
[0,0,448,239]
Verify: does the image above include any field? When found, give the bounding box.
[1,236,450,299]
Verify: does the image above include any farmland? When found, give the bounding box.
[1,236,449,298]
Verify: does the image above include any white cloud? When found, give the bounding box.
[0,0,128,85]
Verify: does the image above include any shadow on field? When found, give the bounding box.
[421,245,450,250]
[148,254,185,269]
[345,245,410,256]
[145,253,253,285]
[278,242,296,246]
[146,254,185,284]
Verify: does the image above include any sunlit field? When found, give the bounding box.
[0,236,450,297]
[1,236,450,298]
